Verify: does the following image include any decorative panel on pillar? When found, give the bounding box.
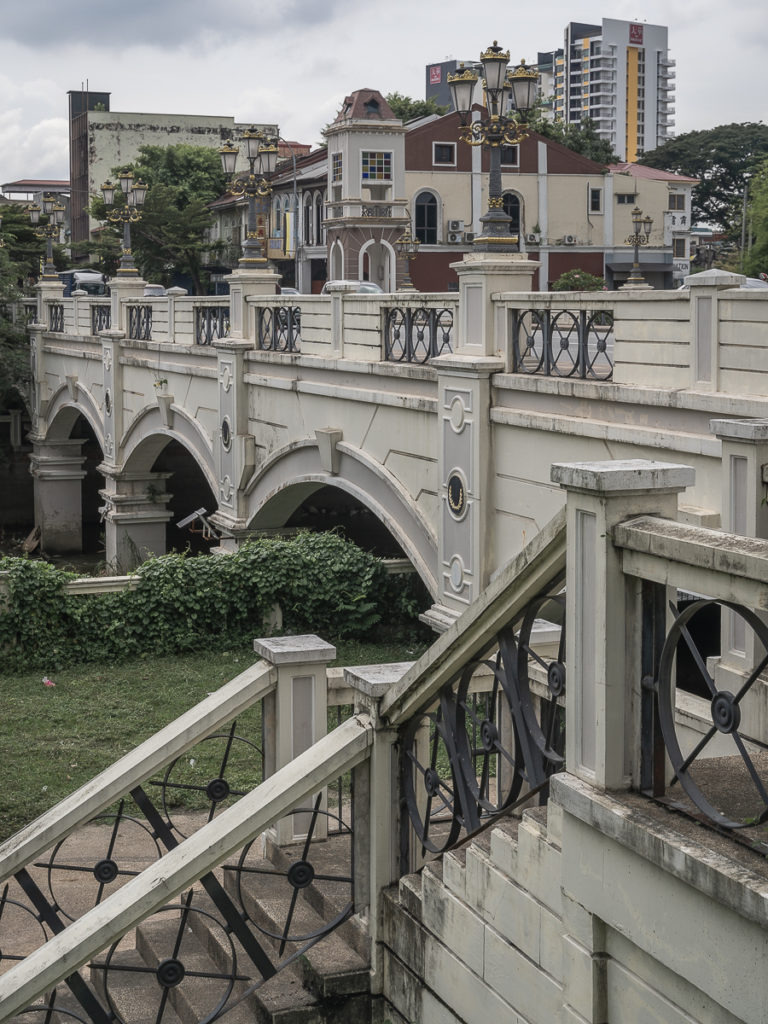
[441,386,475,606]
[217,352,237,517]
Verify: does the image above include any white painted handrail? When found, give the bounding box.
[0,713,373,1019]
[0,659,277,883]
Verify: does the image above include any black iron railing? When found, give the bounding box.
[257,306,301,353]
[512,307,614,380]
[385,306,454,364]
[400,580,565,861]
[196,305,230,345]
[91,304,111,334]
[127,304,152,341]
[48,303,64,333]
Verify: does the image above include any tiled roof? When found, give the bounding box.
[609,162,699,184]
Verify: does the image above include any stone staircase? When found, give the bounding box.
[84,831,371,1024]
[381,806,565,1024]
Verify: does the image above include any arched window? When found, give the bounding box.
[415,191,438,245]
[502,192,521,236]
[303,193,313,245]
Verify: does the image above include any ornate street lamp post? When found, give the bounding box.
[28,193,66,278]
[448,43,539,251]
[219,129,278,267]
[625,206,653,286]
[394,223,420,291]
[100,172,148,277]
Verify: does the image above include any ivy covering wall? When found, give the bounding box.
[0,534,426,671]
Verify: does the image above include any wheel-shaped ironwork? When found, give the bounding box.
[41,802,160,922]
[234,795,353,956]
[154,723,262,837]
[514,309,546,373]
[0,883,49,964]
[514,592,567,770]
[549,310,581,377]
[658,600,768,829]
[584,310,614,380]
[95,892,243,1024]
[13,998,90,1024]
[453,654,525,813]
[400,697,463,854]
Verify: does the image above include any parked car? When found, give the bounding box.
[57,270,107,297]
[320,281,384,294]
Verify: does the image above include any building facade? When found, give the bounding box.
[67,89,276,248]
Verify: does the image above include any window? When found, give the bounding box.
[331,152,342,183]
[415,191,438,244]
[673,238,687,258]
[669,193,685,211]
[433,142,456,166]
[589,187,603,214]
[500,145,519,166]
[616,193,637,204]
[361,151,392,180]
[502,192,521,235]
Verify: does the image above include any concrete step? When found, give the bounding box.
[91,945,185,1024]
[397,872,423,920]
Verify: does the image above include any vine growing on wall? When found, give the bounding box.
[0,533,428,672]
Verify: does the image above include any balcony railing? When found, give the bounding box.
[512,306,614,380]
[195,304,230,345]
[127,304,153,341]
[384,304,455,364]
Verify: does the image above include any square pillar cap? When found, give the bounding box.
[710,418,768,443]
[253,634,336,665]
[343,662,414,699]
[551,459,694,495]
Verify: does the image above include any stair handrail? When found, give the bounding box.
[0,712,373,1020]
[381,506,567,727]
[0,659,277,884]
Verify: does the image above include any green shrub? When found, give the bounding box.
[551,268,606,291]
[0,534,426,672]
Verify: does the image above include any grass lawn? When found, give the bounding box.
[0,637,428,843]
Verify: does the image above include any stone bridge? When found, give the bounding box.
[28,258,768,622]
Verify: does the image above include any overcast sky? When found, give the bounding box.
[1,0,765,186]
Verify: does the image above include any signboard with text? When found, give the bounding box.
[629,24,644,45]
[430,66,442,85]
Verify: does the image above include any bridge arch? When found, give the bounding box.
[244,439,438,597]
[120,404,216,493]
[43,383,105,448]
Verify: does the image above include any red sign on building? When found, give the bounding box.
[430,66,442,85]
[629,23,644,45]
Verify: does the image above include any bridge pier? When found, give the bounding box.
[30,438,87,553]
[98,467,173,571]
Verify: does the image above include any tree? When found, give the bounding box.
[88,144,228,293]
[527,113,619,164]
[385,92,448,122]
[639,123,768,234]
[0,205,46,410]
[744,157,768,277]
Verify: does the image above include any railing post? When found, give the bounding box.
[107,275,146,333]
[33,274,64,327]
[100,330,125,468]
[710,418,768,689]
[551,459,694,790]
[166,286,187,343]
[687,268,744,391]
[451,252,539,357]
[225,267,280,343]
[254,635,335,844]
[344,662,412,994]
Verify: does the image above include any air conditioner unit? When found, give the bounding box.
[525,233,539,244]
[447,231,464,244]
[464,232,476,243]
[564,234,576,245]
[448,219,465,232]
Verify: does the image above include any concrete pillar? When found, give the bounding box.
[100,330,125,469]
[30,438,86,553]
[98,468,173,572]
[551,459,694,790]
[431,354,503,622]
[254,634,335,844]
[108,275,146,333]
[451,252,539,357]
[208,339,257,549]
[687,268,745,391]
[34,276,64,327]
[710,418,768,693]
[225,267,280,342]
[344,662,412,994]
